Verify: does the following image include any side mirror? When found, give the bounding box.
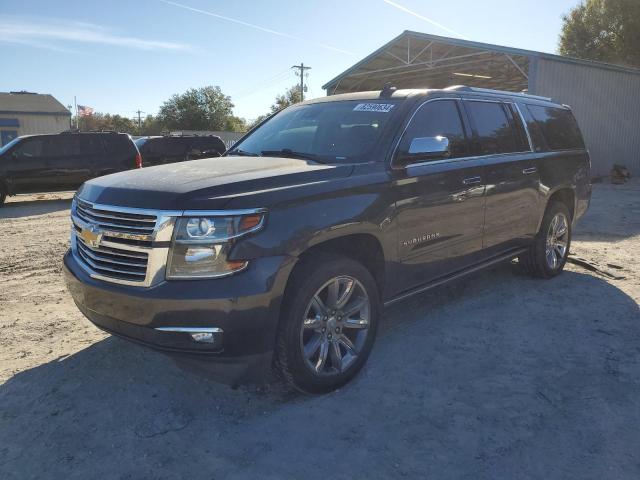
[397,136,450,165]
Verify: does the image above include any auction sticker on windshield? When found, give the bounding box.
[353,103,395,113]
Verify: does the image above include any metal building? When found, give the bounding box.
[322,31,640,176]
[0,91,71,146]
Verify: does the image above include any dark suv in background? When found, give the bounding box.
[64,86,591,393]
[135,134,226,167]
[0,131,141,205]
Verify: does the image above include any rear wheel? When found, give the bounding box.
[276,254,380,394]
[519,201,572,278]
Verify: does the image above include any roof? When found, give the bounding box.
[0,92,71,115]
[323,31,640,93]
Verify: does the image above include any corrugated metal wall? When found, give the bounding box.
[530,58,640,176]
[16,114,70,135]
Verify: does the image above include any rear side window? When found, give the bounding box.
[526,105,585,151]
[103,135,135,155]
[192,137,226,154]
[400,99,468,159]
[465,101,522,155]
[80,136,105,155]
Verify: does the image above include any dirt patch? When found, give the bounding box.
[0,184,639,479]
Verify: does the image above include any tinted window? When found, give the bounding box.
[78,136,104,155]
[399,100,468,159]
[103,135,135,155]
[466,101,521,155]
[527,105,585,151]
[14,137,45,158]
[192,137,225,154]
[163,138,189,156]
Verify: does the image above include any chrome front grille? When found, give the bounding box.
[75,199,157,237]
[74,225,149,281]
[71,199,179,287]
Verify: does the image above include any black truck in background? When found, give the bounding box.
[0,131,141,205]
[135,135,226,167]
[64,86,591,393]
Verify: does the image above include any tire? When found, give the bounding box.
[519,201,572,278]
[275,253,381,394]
[0,183,6,207]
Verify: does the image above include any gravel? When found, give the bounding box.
[1,182,638,479]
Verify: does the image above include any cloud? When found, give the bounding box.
[0,15,194,53]
[158,0,355,56]
[382,0,469,40]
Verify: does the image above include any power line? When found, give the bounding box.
[291,63,311,101]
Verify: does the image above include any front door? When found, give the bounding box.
[392,98,486,292]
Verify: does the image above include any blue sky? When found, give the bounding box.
[1,0,579,122]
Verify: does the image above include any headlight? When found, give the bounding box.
[166,211,266,279]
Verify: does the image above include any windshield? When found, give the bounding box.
[230,100,401,163]
[0,137,22,156]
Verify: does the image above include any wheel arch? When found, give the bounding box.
[293,233,386,296]
[537,186,576,232]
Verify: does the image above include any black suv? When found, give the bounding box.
[135,135,226,167]
[64,86,591,393]
[0,131,141,205]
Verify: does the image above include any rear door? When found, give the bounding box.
[393,97,487,289]
[463,98,540,252]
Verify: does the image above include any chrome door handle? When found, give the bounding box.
[462,176,482,185]
[522,167,538,175]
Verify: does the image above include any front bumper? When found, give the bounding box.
[64,250,295,361]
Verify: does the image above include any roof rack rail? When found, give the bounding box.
[445,85,554,102]
[60,129,120,134]
[165,132,219,137]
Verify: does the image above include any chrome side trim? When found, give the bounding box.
[155,327,223,333]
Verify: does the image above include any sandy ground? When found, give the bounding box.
[0,182,638,479]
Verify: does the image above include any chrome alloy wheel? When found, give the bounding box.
[300,276,371,376]
[546,212,569,270]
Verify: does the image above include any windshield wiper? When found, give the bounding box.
[227,148,260,157]
[261,149,325,163]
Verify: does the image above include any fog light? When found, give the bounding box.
[155,327,222,344]
[190,332,215,344]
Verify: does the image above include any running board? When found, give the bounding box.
[384,248,527,307]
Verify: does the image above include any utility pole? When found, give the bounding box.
[291,63,311,101]
[135,109,144,130]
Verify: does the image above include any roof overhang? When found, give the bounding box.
[323,31,530,95]
[323,30,640,95]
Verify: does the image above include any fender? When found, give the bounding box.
[231,187,397,265]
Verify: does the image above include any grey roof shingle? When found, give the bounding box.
[0,92,71,115]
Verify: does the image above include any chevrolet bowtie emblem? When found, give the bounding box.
[80,225,103,248]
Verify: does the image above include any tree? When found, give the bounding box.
[157,86,236,131]
[559,0,640,67]
[249,85,303,128]
[77,113,136,133]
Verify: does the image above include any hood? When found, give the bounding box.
[77,156,354,210]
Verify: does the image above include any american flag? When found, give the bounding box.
[77,105,94,116]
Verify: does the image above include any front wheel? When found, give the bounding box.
[519,201,572,278]
[275,254,380,394]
